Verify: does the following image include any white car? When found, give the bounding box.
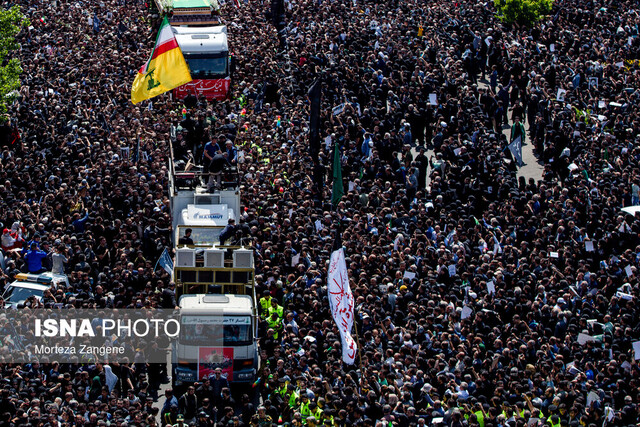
[2,273,69,308]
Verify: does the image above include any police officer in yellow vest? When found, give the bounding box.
[268,298,284,319]
[287,384,299,409]
[250,142,263,161]
[547,414,561,427]
[270,378,288,404]
[309,402,323,421]
[267,312,282,339]
[471,402,486,427]
[321,410,335,427]
[259,290,272,319]
[299,394,311,422]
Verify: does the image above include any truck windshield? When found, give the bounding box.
[178,227,223,246]
[180,316,252,346]
[184,53,229,79]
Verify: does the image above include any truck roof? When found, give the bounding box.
[179,294,254,314]
[173,26,228,53]
[171,0,213,8]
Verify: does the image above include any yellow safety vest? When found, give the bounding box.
[547,416,561,427]
[267,317,281,338]
[311,407,323,420]
[277,385,288,397]
[259,296,272,317]
[322,414,335,426]
[288,391,299,408]
[300,401,311,421]
[268,304,284,319]
[474,411,484,427]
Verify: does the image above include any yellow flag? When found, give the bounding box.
[131,17,192,104]
[418,26,424,37]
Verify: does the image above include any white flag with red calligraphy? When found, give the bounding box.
[328,247,357,365]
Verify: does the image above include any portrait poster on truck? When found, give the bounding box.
[198,347,234,380]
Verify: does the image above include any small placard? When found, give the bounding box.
[487,281,495,296]
[557,88,567,102]
[633,341,640,360]
[577,333,595,345]
[448,265,456,277]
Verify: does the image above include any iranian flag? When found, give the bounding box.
[131,17,192,104]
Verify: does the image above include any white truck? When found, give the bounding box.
[169,141,257,388]
[172,294,258,386]
[153,0,232,100]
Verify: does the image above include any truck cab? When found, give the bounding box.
[172,294,258,386]
[154,0,232,100]
[172,25,231,100]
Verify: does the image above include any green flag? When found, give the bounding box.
[331,143,344,207]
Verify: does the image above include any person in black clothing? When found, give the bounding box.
[209,369,229,409]
[241,394,256,425]
[179,386,198,423]
[207,152,231,190]
[414,148,429,190]
[178,229,194,246]
[161,282,177,309]
[197,398,217,423]
[219,219,237,246]
[196,378,214,405]
[218,388,236,416]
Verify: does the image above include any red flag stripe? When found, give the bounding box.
[150,39,180,61]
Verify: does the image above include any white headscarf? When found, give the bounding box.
[104,365,118,392]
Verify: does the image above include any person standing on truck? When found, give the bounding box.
[206,152,231,191]
[162,282,178,309]
[224,140,237,165]
[219,219,237,246]
[202,140,221,166]
[51,244,68,275]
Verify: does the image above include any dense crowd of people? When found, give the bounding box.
[0,0,640,425]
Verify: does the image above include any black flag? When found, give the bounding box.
[332,225,343,253]
[308,77,322,158]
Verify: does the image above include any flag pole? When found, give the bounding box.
[351,311,365,390]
